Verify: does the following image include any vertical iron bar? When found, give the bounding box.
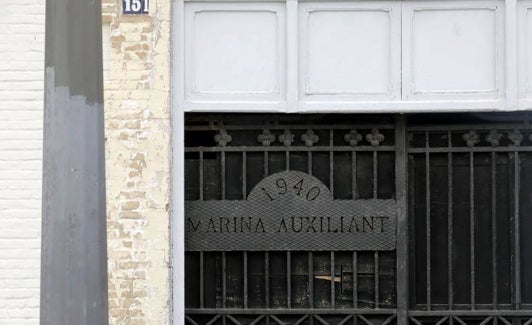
[331,251,335,309]
[242,152,247,200]
[221,152,226,200]
[514,151,521,310]
[287,252,291,309]
[426,132,432,311]
[352,151,357,199]
[373,151,378,199]
[308,152,312,175]
[286,151,290,170]
[470,152,475,310]
[222,252,227,309]
[200,251,204,308]
[353,251,358,309]
[374,251,379,309]
[199,151,204,200]
[448,132,454,310]
[264,152,269,177]
[329,130,335,309]
[373,150,379,309]
[330,130,334,196]
[395,116,409,325]
[244,252,248,309]
[492,152,498,309]
[309,252,314,309]
[265,252,270,308]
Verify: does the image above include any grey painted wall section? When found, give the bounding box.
[41,0,108,324]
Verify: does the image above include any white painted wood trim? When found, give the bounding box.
[401,0,505,101]
[287,0,299,113]
[506,0,519,108]
[517,0,532,104]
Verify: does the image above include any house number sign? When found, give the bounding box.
[185,171,396,251]
[122,0,148,14]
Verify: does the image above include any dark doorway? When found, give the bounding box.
[183,113,532,325]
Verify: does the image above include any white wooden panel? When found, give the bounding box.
[184,2,286,108]
[403,0,505,100]
[518,0,532,106]
[299,1,401,104]
[526,7,532,92]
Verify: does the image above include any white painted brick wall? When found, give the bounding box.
[0,1,44,324]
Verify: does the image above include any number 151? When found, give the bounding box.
[123,0,148,13]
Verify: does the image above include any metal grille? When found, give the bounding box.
[184,114,398,325]
[184,113,532,325]
[406,114,532,325]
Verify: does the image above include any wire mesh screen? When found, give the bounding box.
[184,114,398,325]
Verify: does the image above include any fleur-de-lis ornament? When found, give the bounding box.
[508,129,523,147]
[257,129,276,146]
[462,130,479,147]
[301,129,319,147]
[486,130,503,147]
[366,129,384,147]
[344,130,363,147]
[214,129,232,147]
[278,129,294,147]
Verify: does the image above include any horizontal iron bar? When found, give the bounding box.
[185,309,397,315]
[412,304,532,309]
[185,146,395,153]
[409,311,532,317]
[408,147,532,153]
[407,124,531,132]
[186,124,396,131]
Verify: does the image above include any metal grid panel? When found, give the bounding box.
[406,113,532,325]
[184,114,398,325]
[184,113,532,325]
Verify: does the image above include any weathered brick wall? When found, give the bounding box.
[0,1,45,324]
[102,1,172,324]
[0,1,171,323]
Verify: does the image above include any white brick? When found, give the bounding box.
[0,239,40,250]
[0,229,41,239]
[0,259,41,270]
[0,170,41,180]
[0,197,41,209]
[0,81,44,92]
[1,180,42,190]
[0,2,44,324]
[0,160,42,170]
[0,288,38,300]
[0,110,43,121]
[0,90,44,101]
[0,279,40,289]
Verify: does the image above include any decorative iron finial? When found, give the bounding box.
[508,129,523,147]
[366,129,384,147]
[462,130,479,147]
[301,129,319,147]
[278,129,294,147]
[214,129,232,147]
[486,130,503,147]
[257,129,276,146]
[344,130,363,147]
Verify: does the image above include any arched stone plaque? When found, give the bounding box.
[185,171,396,251]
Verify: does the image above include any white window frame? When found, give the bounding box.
[170,0,527,323]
